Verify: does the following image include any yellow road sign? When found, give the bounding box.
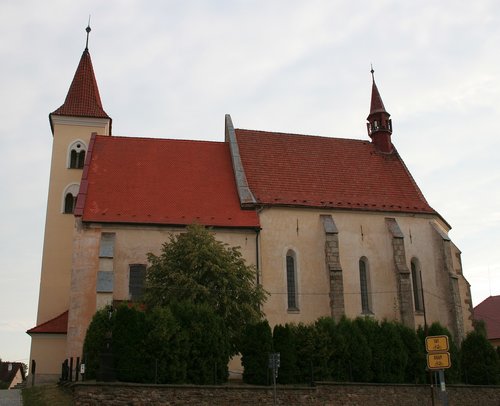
[427,352,451,370]
[425,335,449,352]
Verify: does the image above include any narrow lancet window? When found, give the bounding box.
[286,250,298,310]
[359,257,371,314]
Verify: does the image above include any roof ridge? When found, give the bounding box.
[236,128,369,143]
[95,134,225,144]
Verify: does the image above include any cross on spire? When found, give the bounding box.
[85,17,91,51]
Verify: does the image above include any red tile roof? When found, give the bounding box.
[0,362,25,386]
[235,129,436,215]
[27,311,68,334]
[474,295,500,340]
[76,135,260,228]
[51,49,110,119]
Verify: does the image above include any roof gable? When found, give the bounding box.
[235,128,435,215]
[77,135,259,228]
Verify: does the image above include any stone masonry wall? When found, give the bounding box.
[321,215,345,321]
[70,382,500,406]
[386,218,415,329]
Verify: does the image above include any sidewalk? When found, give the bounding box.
[0,389,22,405]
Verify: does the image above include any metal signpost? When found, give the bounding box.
[425,335,451,406]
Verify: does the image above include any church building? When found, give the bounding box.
[28,30,474,383]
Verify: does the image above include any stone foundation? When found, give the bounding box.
[70,381,500,406]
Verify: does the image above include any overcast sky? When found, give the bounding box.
[1,0,499,363]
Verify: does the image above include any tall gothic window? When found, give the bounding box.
[286,250,298,310]
[359,257,371,314]
[68,140,87,169]
[411,258,424,312]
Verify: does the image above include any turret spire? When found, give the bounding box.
[366,67,392,153]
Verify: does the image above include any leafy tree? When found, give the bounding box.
[461,329,500,384]
[145,224,268,355]
[240,320,273,385]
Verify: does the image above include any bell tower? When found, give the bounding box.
[366,67,392,153]
[28,25,111,383]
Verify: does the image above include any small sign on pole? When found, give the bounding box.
[425,335,451,370]
[425,335,449,352]
[427,352,451,370]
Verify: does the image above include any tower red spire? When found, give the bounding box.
[50,23,110,130]
[51,49,110,120]
[366,67,392,153]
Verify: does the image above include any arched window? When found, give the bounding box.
[359,257,371,314]
[286,250,298,310]
[411,258,424,312]
[68,140,87,169]
[62,184,80,214]
[64,193,76,214]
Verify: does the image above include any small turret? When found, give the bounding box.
[367,67,392,153]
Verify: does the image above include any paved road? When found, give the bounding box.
[0,389,22,406]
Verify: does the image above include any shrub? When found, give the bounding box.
[171,301,230,384]
[240,320,273,385]
[112,305,148,382]
[273,324,299,384]
[82,306,114,379]
[461,330,500,384]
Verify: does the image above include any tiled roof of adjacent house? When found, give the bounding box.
[51,49,110,119]
[76,135,260,228]
[26,311,68,334]
[0,362,25,386]
[474,295,500,340]
[235,128,435,215]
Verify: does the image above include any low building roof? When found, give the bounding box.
[26,311,68,335]
[235,128,436,215]
[474,295,500,340]
[76,135,260,228]
[0,362,25,386]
